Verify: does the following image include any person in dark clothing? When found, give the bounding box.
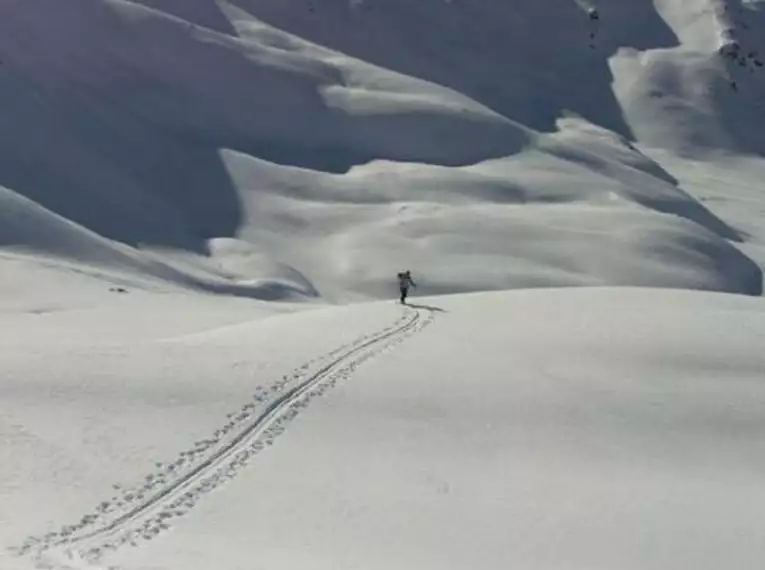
[587,7,600,48]
[397,270,416,304]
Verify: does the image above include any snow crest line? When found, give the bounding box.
[16,306,435,568]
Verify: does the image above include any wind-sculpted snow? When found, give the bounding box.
[0,0,763,298]
[225,0,679,136]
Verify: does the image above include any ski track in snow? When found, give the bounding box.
[14,306,435,569]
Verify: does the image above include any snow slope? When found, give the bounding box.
[3,2,765,569]
[0,0,763,298]
[3,288,765,570]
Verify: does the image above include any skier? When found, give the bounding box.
[397,270,416,304]
[587,7,600,48]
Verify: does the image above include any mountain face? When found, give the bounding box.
[0,0,763,300]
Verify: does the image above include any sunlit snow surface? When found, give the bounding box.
[2,1,765,569]
[2,289,765,570]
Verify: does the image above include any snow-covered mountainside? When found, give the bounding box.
[1,0,764,300]
[4,3,765,570]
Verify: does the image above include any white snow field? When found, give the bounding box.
[3,289,765,570]
[2,0,765,569]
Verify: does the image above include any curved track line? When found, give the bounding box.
[78,310,421,546]
[19,306,434,567]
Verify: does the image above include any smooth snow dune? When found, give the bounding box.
[221,135,762,298]
[4,287,759,570]
[0,184,179,272]
[0,185,320,301]
[641,148,765,274]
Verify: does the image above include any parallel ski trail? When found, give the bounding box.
[18,306,434,567]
